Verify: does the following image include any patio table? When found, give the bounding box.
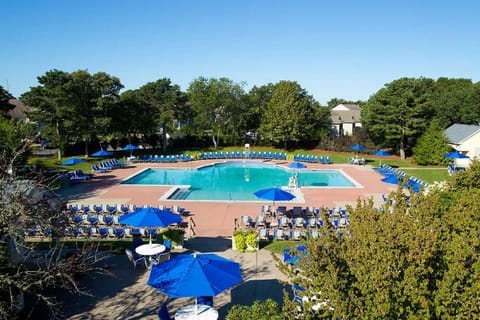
[175,304,218,320]
[135,244,165,266]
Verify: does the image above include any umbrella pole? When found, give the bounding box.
[195,296,198,315]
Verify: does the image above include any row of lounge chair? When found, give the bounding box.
[26,203,187,239]
[260,205,349,219]
[26,225,166,239]
[238,205,350,241]
[91,159,124,173]
[198,151,288,160]
[134,154,193,163]
[241,215,349,230]
[375,164,429,193]
[293,154,333,164]
[67,203,186,215]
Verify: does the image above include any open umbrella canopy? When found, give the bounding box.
[443,151,469,159]
[371,150,392,156]
[254,187,295,202]
[122,144,139,151]
[91,149,113,157]
[61,157,87,165]
[349,144,367,152]
[288,162,307,169]
[147,253,242,298]
[119,207,182,228]
[122,144,140,157]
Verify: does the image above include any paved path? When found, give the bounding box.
[61,237,287,320]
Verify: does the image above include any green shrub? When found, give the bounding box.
[233,230,247,252]
[159,228,185,247]
[233,230,258,252]
[227,299,283,320]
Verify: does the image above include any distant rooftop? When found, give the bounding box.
[445,123,480,144]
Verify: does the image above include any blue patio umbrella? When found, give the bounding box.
[371,150,392,157]
[91,149,113,157]
[148,253,242,297]
[288,162,307,169]
[443,151,469,159]
[254,187,295,207]
[148,253,242,314]
[61,157,87,165]
[122,144,140,157]
[349,144,367,152]
[119,207,182,243]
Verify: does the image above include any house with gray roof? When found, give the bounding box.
[330,104,362,136]
[445,123,480,161]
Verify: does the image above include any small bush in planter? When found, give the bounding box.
[233,230,258,252]
[245,231,258,250]
[233,230,247,252]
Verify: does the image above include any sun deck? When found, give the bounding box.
[61,159,396,237]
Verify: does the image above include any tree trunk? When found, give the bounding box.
[56,120,62,160]
[162,125,167,152]
[400,127,406,160]
[212,134,217,149]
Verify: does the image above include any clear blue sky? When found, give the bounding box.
[2,0,479,104]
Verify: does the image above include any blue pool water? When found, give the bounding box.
[121,161,356,201]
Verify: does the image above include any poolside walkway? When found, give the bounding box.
[58,160,396,237]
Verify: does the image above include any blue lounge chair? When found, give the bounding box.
[91,164,108,173]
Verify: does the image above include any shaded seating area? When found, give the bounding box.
[25,203,188,242]
[237,205,350,241]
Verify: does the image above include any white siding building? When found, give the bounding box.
[445,123,480,166]
[330,104,362,136]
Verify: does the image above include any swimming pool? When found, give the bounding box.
[121,161,358,201]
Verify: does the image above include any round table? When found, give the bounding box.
[175,304,218,320]
[135,243,166,256]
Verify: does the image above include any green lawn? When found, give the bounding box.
[262,240,300,255]
[401,168,451,184]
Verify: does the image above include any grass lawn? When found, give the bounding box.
[262,240,300,255]
[402,168,451,184]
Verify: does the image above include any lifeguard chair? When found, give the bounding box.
[244,143,250,160]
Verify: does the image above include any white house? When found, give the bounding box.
[330,104,362,136]
[444,123,480,166]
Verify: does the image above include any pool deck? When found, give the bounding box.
[60,160,396,237]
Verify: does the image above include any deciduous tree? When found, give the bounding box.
[188,77,247,148]
[0,119,107,319]
[362,77,435,159]
[259,81,319,149]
